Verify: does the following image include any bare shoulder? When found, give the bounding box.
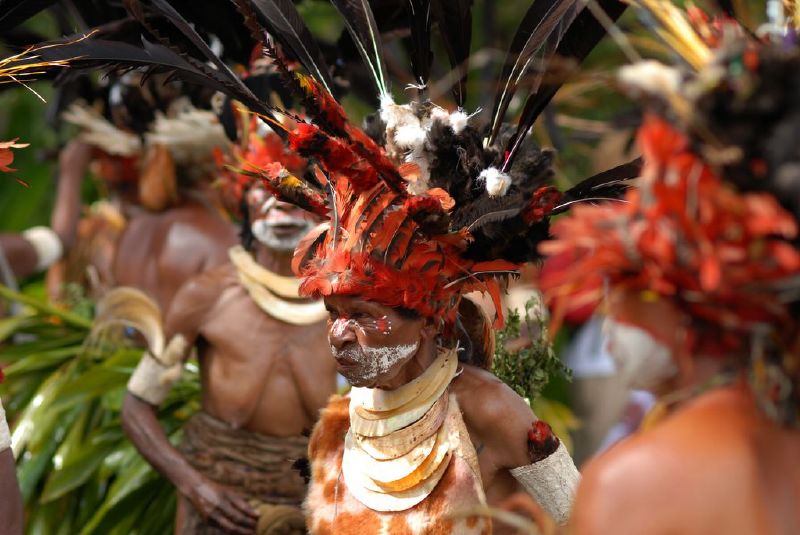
[163,263,239,334]
[453,365,534,468]
[572,388,758,535]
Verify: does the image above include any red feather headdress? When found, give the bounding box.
[76,0,636,327]
[540,116,800,355]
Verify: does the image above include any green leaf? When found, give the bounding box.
[0,315,30,343]
[40,439,118,503]
[79,458,157,535]
[4,347,82,375]
[11,360,77,454]
[0,284,93,329]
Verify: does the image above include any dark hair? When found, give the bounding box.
[453,297,494,370]
[239,196,255,251]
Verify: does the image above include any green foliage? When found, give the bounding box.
[0,284,199,534]
[492,296,572,402]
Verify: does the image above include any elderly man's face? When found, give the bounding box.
[246,186,316,252]
[324,295,426,388]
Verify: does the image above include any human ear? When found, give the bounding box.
[419,317,438,340]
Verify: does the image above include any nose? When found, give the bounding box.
[329,317,357,349]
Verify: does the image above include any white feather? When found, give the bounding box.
[448,110,469,134]
[479,167,512,197]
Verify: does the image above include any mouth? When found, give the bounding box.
[269,222,306,237]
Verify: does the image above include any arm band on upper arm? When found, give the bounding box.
[510,441,580,525]
[21,226,63,271]
[0,398,11,453]
[127,352,182,406]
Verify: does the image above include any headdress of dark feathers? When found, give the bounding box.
[32,0,637,326]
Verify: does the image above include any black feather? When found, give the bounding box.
[240,0,335,94]
[503,0,628,170]
[125,0,239,87]
[330,0,390,95]
[120,0,288,135]
[488,0,584,148]
[406,0,432,92]
[431,0,472,106]
[554,156,640,213]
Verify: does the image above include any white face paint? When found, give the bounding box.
[330,341,420,387]
[247,188,315,252]
[603,317,678,391]
[250,218,315,252]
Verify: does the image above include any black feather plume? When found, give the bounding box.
[487,0,584,148]
[330,0,390,96]
[503,0,628,170]
[431,0,472,106]
[240,0,335,94]
[406,0,432,93]
[554,156,640,213]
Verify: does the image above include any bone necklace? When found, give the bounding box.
[229,246,328,325]
[343,348,460,511]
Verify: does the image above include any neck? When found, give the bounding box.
[252,244,294,276]
[377,334,440,391]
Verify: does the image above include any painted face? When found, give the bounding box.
[324,296,425,388]
[247,187,316,252]
[603,317,678,391]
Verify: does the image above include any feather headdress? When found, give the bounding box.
[51,0,634,326]
[542,3,800,357]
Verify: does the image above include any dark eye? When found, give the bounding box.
[326,310,339,320]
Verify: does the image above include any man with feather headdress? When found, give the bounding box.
[539,5,800,533]
[47,69,238,309]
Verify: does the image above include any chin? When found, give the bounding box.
[336,365,377,388]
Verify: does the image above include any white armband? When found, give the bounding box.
[510,441,580,525]
[21,226,63,271]
[127,352,183,406]
[0,397,11,453]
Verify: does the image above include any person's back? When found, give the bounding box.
[114,197,237,312]
[572,382,800,535]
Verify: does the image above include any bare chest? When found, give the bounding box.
[199,286,329,368]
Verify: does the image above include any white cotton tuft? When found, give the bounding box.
[617,61,681,97]
[394,122,427,149]
[448,110,469,134]
[479,167,512,197]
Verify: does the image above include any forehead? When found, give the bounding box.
[246,186,269,204]
[324,295,392,315]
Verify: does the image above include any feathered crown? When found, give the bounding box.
[37,0,636,326]
[218,115,307,216]
[542,2,800,355]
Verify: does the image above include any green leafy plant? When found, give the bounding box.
[492,296,572,402]
[0,283,197,535]
[492,295,577,452]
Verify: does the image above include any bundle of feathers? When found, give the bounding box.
[27,0,637,325]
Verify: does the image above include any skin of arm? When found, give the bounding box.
[0,234,38,280]
[0,448,23,535]
[50,140,92,252]
[120,273,257,534]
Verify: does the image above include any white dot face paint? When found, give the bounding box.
[330,340,420,387]
[603,317,678,391]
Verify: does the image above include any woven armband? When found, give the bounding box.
[21,226,63,271]
[127,352,182,406]
[510,441,580,525]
